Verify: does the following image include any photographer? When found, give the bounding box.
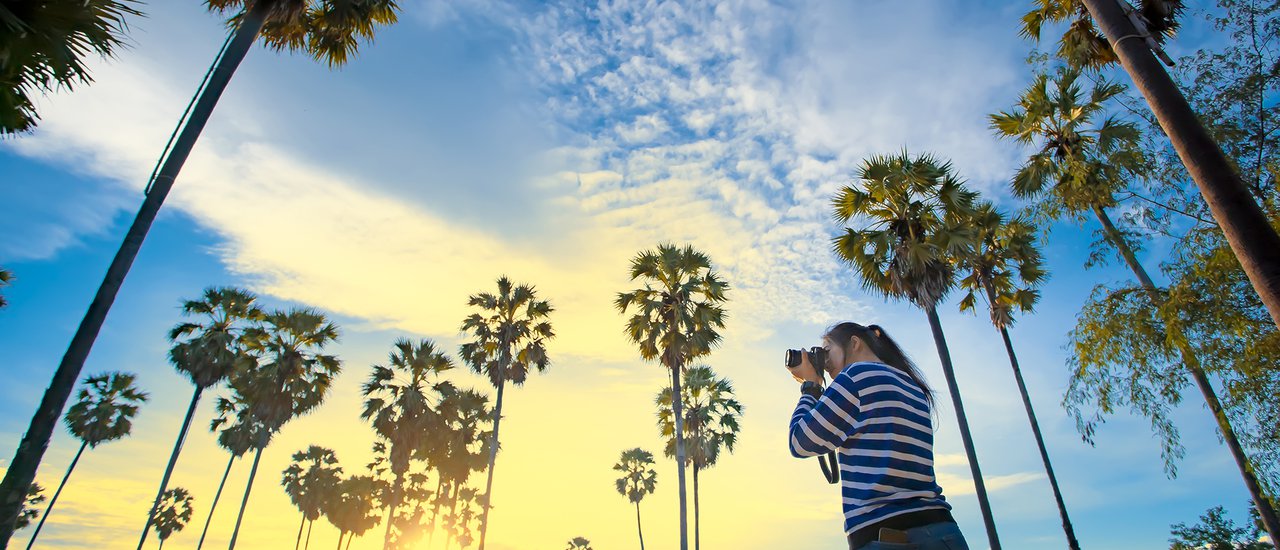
[787,322,968,550]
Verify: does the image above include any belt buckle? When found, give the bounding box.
[878,527,910,544]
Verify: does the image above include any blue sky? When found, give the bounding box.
[0,1,1261,549]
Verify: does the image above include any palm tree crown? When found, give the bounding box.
[152,487,194,543]
[362,338,456,477]
[956,203,1047,329]
[1020,0,1183,69]
[15,484,44,530]
[656,365,743,470]
[205,0,399,67]
[0,267,12,308]
[459,277,555,388]
[615,244,729,365]
[169,287,264,389]
[237,307,342,431]
[282,446,343,527]
[64,371,148,447]
[613,449,657,504]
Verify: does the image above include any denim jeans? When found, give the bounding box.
[849,521,969,550]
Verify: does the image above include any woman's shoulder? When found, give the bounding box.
[837,362,922,392]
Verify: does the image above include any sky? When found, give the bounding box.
[0,1,1261,549]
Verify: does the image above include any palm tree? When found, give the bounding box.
[655,365,740,550]
[955,202,1079,550]
[0,0,141,134]
[282,446,343,550]
[322,474,381,550]
[139,287,263,549]
[361,337,455,550]
[0,267,13,308]
[196,398,261,550]
[23,372,147,548]
[1019,0,1182,69]
[832,151,1002,548]
[14,484,44,531]
[613,448,657,550]
[992,65,1280,541]
[0,3,399,538]
[225,308,342,550]
[565,537,593,550]
[458,276,554,550]
[616,244,729,550]
[430,389,492,549]
[152,487,195,550]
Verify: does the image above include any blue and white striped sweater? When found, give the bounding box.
[789,361,951,535]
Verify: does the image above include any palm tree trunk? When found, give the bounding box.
[345,532,354,550]
[1081,0,1280,333]
[1092,204,1280,542]
[304,519,313,550]
[197,454,238,550]
[0,4,273,542]
[295,514,306,550]
[427,479,445,548]
[228,445,265,550]
[996,322,1080,550]
[139,385,204,549]
[692,463,700,550]
[924,306,1001,549]
[24,440,87,549]
[477,345,512,550]
[446,483,461,550]
[158,538,165,550]
[336,531,344,550]
[668,349,690,550]
[635,501,645,550]
[382,472,403,550]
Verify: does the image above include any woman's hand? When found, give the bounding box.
[787,351,824,384]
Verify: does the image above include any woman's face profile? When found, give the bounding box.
[821,336,844,373]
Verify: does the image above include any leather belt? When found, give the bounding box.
[848,508,955,549]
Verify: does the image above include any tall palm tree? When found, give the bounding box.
[282,446,343,550]
[459,276,554,550]
[323,474,381,550]
[361,338,455,550]
[25,372,147,549]
[430,389,492,549]
[139,287,263,549]
[991,65,1280,541]
[0,267,13,309]
[616,243,729,550]
[655,365,741,550]
[1019,0,1183,69]
[0,0,141,134]
[197,397,261,550]
[15,484,44,531]
[0,3,399,539]
[613,448,657,550]
[832,151,1002,548]
[955,202,1079,550]
[225,307,342,550]
[152,487,195,550]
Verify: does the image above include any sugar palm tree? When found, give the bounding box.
[323,474,381,550]
[992,65,1280,541]
[459,276,554,550]
[0,3,399,538]
[429,389,492,549]
[1019,0,1183,69]
[655,365,740,550]
[832,151,1002,548]
[955,202,1079,550]
[361,338,455,550]
[225,308,342,550]
[0,0,141,134]
[152,487,195,550]
[138,287,263,549]
[15,484,44,531]
[25,372,147,549]
[565,537,593,550]
[196,398,261,550]
[616,243,729,550]
[0,267,12,309]
[613,448,657,550]
[282,446,343,550]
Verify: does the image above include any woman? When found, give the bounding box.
[787,322,968,550]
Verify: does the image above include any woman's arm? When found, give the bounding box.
[788,372,862,458]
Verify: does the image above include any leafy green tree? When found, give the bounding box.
[224,308,342,550]
[15,484,44,531]
[0,267,12,309]
[152,487,195,550]
[613,448,657,550]
[1019,0,1182,70]
[954,202,1079,549]
[361,338,455,550]
[1169,504,1269,550]
[323,474,382,550]
[993,64,1280,539]
[0,0,141,134]
[139,287,263,549]
[459,276,554,550]
[283,446,343,550]
[616,244,728,550]
[0,2,399,539]
[565,536,593,550]
[25,372,147,548]
[656,365,740,550]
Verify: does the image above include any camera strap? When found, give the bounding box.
[819,451,839,484]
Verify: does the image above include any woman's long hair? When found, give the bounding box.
[826,322,935,407]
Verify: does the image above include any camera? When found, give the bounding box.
[784,347,828,372]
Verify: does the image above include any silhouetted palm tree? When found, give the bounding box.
[0,0,141,134]
[15,484,44,531]
[0,3,398,537]
[323,474,381,550]
[139,287,262,549]
[613,448,657,550]
[832,151,1002,548]
[197,397,261,550]
[565,536,593,550]
[283,446,343,550]
[152,487,194,550]
[26,372,146,549]
[459,277,554,550]
[616,244,729,550]
[656,365,740,550]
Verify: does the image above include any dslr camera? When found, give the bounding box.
[784,347,828,374]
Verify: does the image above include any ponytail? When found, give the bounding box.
[825,322,935,407]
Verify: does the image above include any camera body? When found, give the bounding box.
[784,347,828,373]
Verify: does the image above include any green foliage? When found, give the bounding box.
[615,243,729,368]
[152,487,195,543]
[281,446,343,523]
[204,0,399,68]
[15,483,44,530]
[655,365,743,470]
[1019,0,1183,70]
[64,371,148,448]
[0,0,142,135]
[1169,504,1269,550]
[169,287,264,390]
[459,276,555,388]
[954,202,1047,328]
[613,448,657,505]
[0,267,12,308]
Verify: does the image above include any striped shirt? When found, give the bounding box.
[789,361,951,535]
